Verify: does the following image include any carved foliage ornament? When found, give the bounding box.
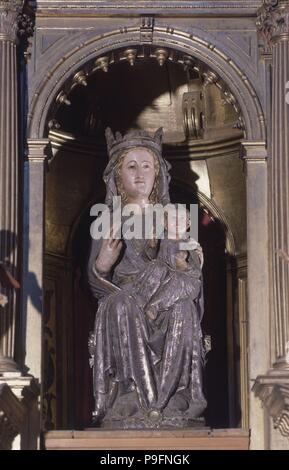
[0,0,23,42]
[253,376,289,438]
[264,384,289,437]
[257,0,289,47]
[269,385,289,437]
[17,11,34,43]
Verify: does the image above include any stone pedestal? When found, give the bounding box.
[0,0,23,372]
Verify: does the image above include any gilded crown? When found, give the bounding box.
[105,127,163,160]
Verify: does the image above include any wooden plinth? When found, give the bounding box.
[45,428,249,450]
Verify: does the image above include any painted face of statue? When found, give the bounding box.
[120,148,156,203]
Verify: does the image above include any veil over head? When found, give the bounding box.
[103,127,171,207]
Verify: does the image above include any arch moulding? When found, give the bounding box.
[27,25,266,142]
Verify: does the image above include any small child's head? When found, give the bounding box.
[164,204,190,240]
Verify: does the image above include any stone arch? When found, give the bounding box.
[27,26,266,141]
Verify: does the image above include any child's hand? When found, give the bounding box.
[175,251,189,271]
[146,306,158,321]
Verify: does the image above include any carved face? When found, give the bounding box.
[165,206,190,239]
[119,148,156,202]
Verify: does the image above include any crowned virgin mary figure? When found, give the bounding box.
[87,127,206,428]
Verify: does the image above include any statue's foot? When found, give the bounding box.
[92,392,106,425]
[92,411,104,426]
[167,392,190,412]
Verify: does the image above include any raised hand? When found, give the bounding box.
[95,230,123,274]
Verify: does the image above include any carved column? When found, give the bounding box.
[254,0,289,442]
[0,0,23,372]
[270,0,289,369]
[257,0,289,370]
[22,139,50,379]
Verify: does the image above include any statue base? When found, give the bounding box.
[45,428,249,450]
[96,417,206,430]
[91,389,208,429]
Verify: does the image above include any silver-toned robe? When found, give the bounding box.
[87,235,206,428]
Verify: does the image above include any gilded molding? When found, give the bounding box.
[0,0,23,42]
[50,45,243,131]
[257,0,289,47]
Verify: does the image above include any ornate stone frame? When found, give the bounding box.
[24,17,270,449]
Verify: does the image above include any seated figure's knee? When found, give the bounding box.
[105,291,127,320]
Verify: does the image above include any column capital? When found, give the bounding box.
[257,1,289,47]
[0,1,23,42]
[253,369,289,437]
[27,139,51,163]
[241,140,268,163]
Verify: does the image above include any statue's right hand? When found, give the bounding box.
[95,234,123,274]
